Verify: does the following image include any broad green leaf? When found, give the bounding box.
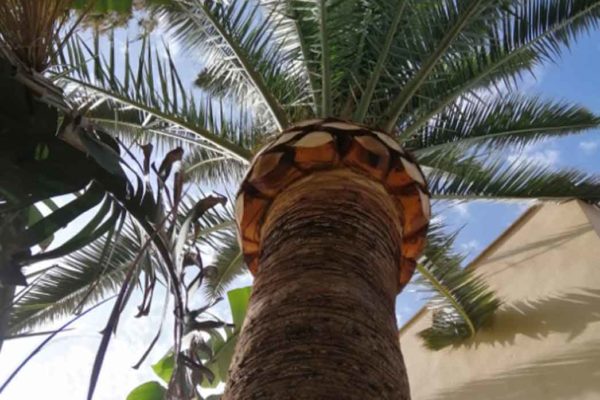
[200,287,252,388]
[18,185,105,249]
[22,201,121,264]
[227,286,252,332]
[151,353,175,384]
[126,381,166,400]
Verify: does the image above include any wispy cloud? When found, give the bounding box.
[451,202,470,218]
[579,140,599,155]
[460,239,480,253]
[507,145,560,168]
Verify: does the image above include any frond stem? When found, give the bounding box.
[61,76,253,162]
[192,2,290,129]
[354,0,406,122]
[319,0,332,117]
[416,262,476,337]
[382,0,485,131]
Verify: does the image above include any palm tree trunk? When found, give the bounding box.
[224,169,410,399]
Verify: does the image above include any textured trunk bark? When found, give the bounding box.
[224,169,410,399]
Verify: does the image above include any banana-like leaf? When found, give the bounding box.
[199,286,252,388]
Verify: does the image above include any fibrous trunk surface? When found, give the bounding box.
[224,169,410,399]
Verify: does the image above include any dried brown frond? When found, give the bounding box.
[0,0,76,71]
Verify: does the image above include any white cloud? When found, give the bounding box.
[507,146,560,168]
[579,140,599,155]
[451,202,470,218]
[460,239,480,253]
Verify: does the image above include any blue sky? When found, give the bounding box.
[2,20,600,400]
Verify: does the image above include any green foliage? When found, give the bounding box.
[57,34,255,161]
[7,220,148,334]
[199,286,252,388]
[152,353,175,383]
[203,236,245,300]
[35,0,600,382]
[227,287,252,330]
[126,381,166,400]
[415,225,501,349]
[4,1,600,386]
[424,151,600,201]
[411,95,600,152]
[125,286,251,398]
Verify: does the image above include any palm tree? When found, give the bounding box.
[6,0,600,398]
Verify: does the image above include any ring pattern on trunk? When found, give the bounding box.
[235,118,430,291]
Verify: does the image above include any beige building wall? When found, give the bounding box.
[399,200,600,400]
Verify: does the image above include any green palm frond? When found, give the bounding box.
[8,219,153,335]
[425,153,600,201]
[204,236,245,301]
[51,0,600,356]
[183,148,247,187]
[410,95,600,152]
[258,0,320,110]
[177,195,237,251]
[55,34,254,162]
[398,48,540,140]
[413,224,501,350]
[160,0,314,127]
[297,0,372,117]
[380,0,503,130]
[383,0,600,133]
[396,0,600,139]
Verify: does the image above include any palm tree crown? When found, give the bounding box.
[5,0,600,382]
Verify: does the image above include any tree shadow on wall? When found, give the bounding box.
[428,289,600,400]
[429,340,600,400]
[480,224,593,279]
[464,288,600,347]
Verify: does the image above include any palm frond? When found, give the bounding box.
[410,95,600,152]
[397,47,540,140]
[8,219,153,334]
[353,0,407,121]
[203,236,246,301]
[379,0,600,133]
[258,0,320,111]
[425,152,600,201]
[161,0,314,128]
[413,224,501,350]
[381,0,500,130]
[177,195,237,251]
[182,148,247,187]
[55,34,254,162]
